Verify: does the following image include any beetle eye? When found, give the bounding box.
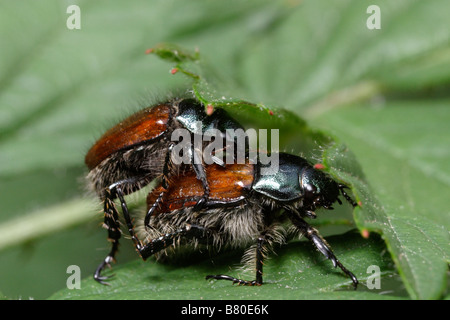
[303,184,317,202]
[305,184,317,194]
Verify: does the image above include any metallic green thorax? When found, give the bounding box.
[253,153,310,201]
[176,99,243,135]
[253,153,340,205]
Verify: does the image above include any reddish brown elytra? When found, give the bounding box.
[85,103,171,170]
[146,163,254,214]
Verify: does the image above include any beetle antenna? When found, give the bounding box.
[338,184,357,207]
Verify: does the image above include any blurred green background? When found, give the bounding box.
[0,0,449,300]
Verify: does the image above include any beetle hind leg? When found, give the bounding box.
[94,176,148,285]
[206,236,265,286]
[94,189,122,285]
[114,185,213,260]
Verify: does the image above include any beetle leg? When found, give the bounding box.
[144,144,175,228]
[138,224,210,259]
[94,188,121,284]
[145,140,211,222]
[206,236,265,286]
[144,140,211,220]
[94,177,147,284]
[113,186,145,253]
[115,187,211,259]
[289,214,358,288]
[145,191,164,228]
[191,142,210,212]
[338,184,357,207]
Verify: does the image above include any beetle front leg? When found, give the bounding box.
[206,236,265,286]
[144,143,174,228]
[191,143,210,212]
[289,214,358,288]
[144,142,210,227]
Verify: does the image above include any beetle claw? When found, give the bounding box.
[304,210,317,219]
[193,196,207,211]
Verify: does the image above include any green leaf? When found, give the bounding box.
[147,41,450,300]
[0,0,448,300]
[316,104,450,300]
[50,232,405,300]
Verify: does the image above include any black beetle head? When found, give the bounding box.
[300,166,342,211]
[253,153,356,215]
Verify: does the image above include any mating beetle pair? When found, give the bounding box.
[85,98,243,282]
[85,98,358,287]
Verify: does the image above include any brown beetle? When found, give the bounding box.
[85,98,244,283]
[119,153,358,287]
